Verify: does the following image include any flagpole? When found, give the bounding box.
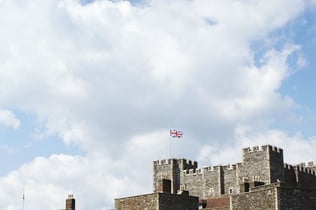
[169,135,172,159]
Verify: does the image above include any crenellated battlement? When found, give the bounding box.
[294,163,316,175]
[154,158,197,167]
[181,163,240,177]
[223,164,237,170]
[153,145,316,200]
[154,159,171,165]
[120,144,316,210]
[242,145,283,155]
[284,162,316,176]
[182,165,219,176]
[242,145,262,153]
[284,163,294,170]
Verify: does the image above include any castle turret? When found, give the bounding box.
[153,158,197,194]
[240,145,284,185]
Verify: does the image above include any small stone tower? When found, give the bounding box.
[153,158,197,194]
[66,194,75,210]
[241,145,284,184]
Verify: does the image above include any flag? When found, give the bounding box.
[170,129,183,138]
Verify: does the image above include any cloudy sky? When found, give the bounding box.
[0,0,316,209]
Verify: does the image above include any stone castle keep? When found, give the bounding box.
[115,145,316,210]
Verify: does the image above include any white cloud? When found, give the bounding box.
[0,0,313,209]
[0,109,20,129]
[196,126,316,170]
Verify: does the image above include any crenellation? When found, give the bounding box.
[242,147,251,154]
[284,163,293,170]
[201,166,216,172]
[189,168,195,175]
[260,145,266,151]
[260,144,283,154]
[155,145,316,205]
[297,165,306,173]
[201,166,214,172]
[118,144,316,209]
[182,165,222,177]
[274,146,283,153]
[186,159,193,165]
[154,158,198,167]
[252,146,260,152]
[299,166,315,175]
[154,159,170,165]
[224,164,236,170]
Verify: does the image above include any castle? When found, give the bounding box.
[115,145,316,210]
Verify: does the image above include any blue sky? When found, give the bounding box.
[278,8,316,136]
[0,0,316,209]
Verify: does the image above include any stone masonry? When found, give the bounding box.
[115,193,198,210]
[115,145,316,209]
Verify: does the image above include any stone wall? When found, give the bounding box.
[295,165,316,189]
[231,184,277,210]
[115,193,158,210]
[268,146,284,183]
[151,145,316,210]
[239,146,271,184]
[158,193,198,210]
[181,164,243,199]
[181,166,221,198]
[154,145,288,200]
[115,193,198,210]
[278,186,316,210]
[283,164,297,188]
[223,165,239,195]
[153,159,197,194]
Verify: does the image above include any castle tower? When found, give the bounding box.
[240,145,284,185]
[153,159,197,194]
[66,194,75,210]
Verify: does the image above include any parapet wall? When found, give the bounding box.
[231,184,278,210]
[153,158,198,170]
[242,145,282,155]
[180,163,241,198]
[115,193,159,210]
[283,162,316,189]
[115,193,199,210]
[153,145,316,201]
[242,145,283,161]
[294,163,316,175]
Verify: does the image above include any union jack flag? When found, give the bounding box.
[170,129,183,138]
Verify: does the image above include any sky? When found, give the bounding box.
[0,0,316,209]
